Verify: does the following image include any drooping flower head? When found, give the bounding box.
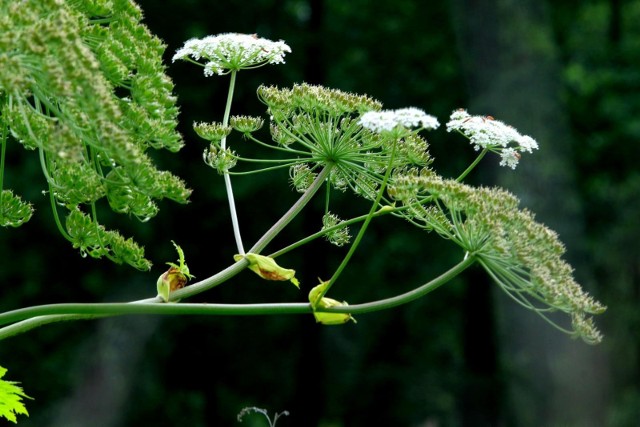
[388,170,606,344]
[172,33,291,76]
[446,109,538,169]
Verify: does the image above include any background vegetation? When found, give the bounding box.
[0,0,638,425]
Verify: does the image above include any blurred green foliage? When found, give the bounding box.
[0,0,638,426]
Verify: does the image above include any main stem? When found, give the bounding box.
[0,166,334,338]
[0,256,475,340]
[221,70,245,254]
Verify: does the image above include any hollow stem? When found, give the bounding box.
[0,256,474,339]
[0,166,336,339]
[220,70,245,254]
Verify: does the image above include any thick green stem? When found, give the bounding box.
[0,256,474,339]
[319,255,475,313]
[0,314,107,340]
[0,166,334,339]
[0,303,312,329]
[170,257,246,300]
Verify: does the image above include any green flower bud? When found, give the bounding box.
[270,123,295,146]
[308,279,356,325]
[321,212,351,247]
[289,163,316,193]
[193,121,232,142]
[230,115,264,134]
[157,241,194,302]
[0,190,33,227]
[156,267,187,302]
[203,144,237,174]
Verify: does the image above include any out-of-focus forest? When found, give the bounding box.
[0,0,638,426]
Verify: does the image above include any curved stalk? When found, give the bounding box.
[0,256,474,339]
[220,70,245,254]
[47,182,73,241]
[319,255,475,313]
[456,147,488,182]
[0,112,7,203]
[0,166,335,339]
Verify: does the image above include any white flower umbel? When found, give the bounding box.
[174,33,291,254]
[359,107,440,134]
[172,33,291,76]
[446,109,539,169]
[393,107,441,130]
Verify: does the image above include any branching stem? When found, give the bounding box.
[0,256,474,340]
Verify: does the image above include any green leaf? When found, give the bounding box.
[158,241,195,302]
[166,241,195,280]
[0,365,31,424]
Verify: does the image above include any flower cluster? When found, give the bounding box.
[229,115,265,135]
[203,144,237,174]
[66,208,150,271]
[388,170,606,344]
[169,32,604,343]
[0,0,190,268]
[254,84,434,204]
[172,33,291,76]
[359,107,440,134]
[193,121,232,143]
[322,212,352,247]
[446,109,538,169]
[256,83,388,195]
[289,163,317,193]
[0,190,33,228]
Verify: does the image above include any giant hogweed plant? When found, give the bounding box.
[0,0,605,422]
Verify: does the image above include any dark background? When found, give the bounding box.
[1,0,639,426]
